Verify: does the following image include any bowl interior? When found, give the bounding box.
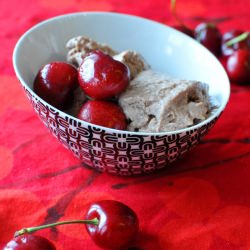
[13,12,230,128]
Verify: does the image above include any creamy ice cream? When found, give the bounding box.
[119,70,210,132]
[113,50,149,79]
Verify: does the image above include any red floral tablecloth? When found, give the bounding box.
[1,0,250,249]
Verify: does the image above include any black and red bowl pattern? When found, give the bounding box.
[24,86,218,176]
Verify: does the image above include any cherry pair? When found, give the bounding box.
[34,51,129,130]
[194,26,250,84]
[3,200,139,250]
[171,0,250,84]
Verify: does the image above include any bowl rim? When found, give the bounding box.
[13,11,230,136]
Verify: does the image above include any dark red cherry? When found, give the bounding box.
[3,234,56,250]
[34,61,78,109]
[226,49,250,84]
[221,30,250,57]
[77,100,127,130]
[85,200,139,250]
[194,22,222,56]
[173,25,194,37]
[78,50,129,99]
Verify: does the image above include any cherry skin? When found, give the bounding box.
[194,22,222,56]
[77,100,127,130]
[226,49,250,84]
[78,50,130,99]
[173,25,194,38]
[3,234,56,250]
[33,61,78,109]
[85,200,139,250]
[221,30,250,57]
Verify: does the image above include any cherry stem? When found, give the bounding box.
[170,0,187,28]
[225,32,249,47]
[14,218,99,237]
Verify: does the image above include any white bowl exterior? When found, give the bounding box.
[13,12,230,175]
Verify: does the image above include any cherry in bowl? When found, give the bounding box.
[33,61,78,109]
[78,50,130,99]
[77,100,128,130]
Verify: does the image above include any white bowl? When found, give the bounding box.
[13,12,230,176]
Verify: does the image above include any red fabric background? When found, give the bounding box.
[1,0,250,249]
